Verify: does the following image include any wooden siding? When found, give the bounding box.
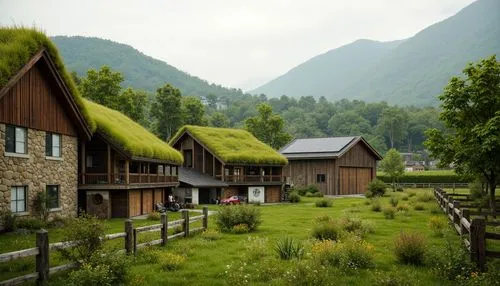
[142,189,153,214]
[0,62,77,136]
[194,140,204,173]
[284,159,336,195]
[110,191,127,218]
[265,186,281,203]
[339,167,372,195]
[336,142,377,195]
[154,189,163,204]
[129,190,141,217]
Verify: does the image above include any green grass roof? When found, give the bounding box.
[84,99,183,164]
[170,125,288,165]
[0,27,95,132]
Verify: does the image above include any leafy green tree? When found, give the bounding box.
[328,110,371,136]
[364,134,388,155]
[206,93,218,109]
[80,66,124,109]
[118,88,148,124]
[377,107,409,148]
[425,55,500,215]
[209,112,229,127]
[151,84,182,140]
[182,96,206,126]
[379,148,405,191]
[245,103,292,149]
[70,71,81,86]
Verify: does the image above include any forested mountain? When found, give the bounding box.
[251,0,500,106]
[51,36,244,98]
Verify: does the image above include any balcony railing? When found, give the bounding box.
[79,173,178,185]
[215,175,283,183]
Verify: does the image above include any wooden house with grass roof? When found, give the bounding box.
[169,125,288,204]
[78,100,183,218]
[0,28,94,223]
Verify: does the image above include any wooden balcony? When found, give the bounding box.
[215,175,283,183]
[79,173,178,185]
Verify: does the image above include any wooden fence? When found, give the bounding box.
[0,208,209,286]
[386,182,469,189]
[433,188,500,270]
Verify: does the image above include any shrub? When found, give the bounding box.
[366,179,387,198]
[417,193,434,202]
[275,237,304,260]
[232,223,250,234]
[383,207,396,219]
[389,196,399,207]
[312,236,375,270]
[216,204,262,232]
[158,252,186,271]
[311,221,341,241]
[413,203,426,211]
[396,203,409,212]
[67,263,113,286]
[15,218,45,230]
[315,199,333,208]
[339,216,362,233]
[0,210,16,232]
[32,191,49,222]
[89,252,128,284]
[305,191,324,197]
[147,211,161,221]
[59,214,105,264]
[401,195,409,201]
[288,191,301,203]
[428,216,447,237]
[377,171,469,184]
[427,238,477,281]
[200,229,221,241]
[371,199,382,212]
[394,231,426,265]
[307,185,320,194]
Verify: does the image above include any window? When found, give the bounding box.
[46,185,59,209]
[6,125,27,154]
[11,186,27,213]
[45,133,61,157]
[317,174,326,183]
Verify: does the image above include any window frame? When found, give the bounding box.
[316,174,326,183]
[6,125,27,154]
[46,185,60,210]
[10,186,27,213]
[45,132,62,158]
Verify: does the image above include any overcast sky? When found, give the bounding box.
[0,0,476,91]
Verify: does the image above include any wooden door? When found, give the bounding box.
[129,190,141,217]
[142,189,153,214]
[339,167,373,195]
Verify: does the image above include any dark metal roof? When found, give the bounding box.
[280,136,382,160]
[178,167,228,188]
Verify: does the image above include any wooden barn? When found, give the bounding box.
[280,136,382,195]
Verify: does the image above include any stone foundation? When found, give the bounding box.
[0,124,78,219]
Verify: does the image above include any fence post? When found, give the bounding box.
[182,210,189,237]
[203,206,208,230]
[470,218,486,271]
[133,228,137,255]
[453,200,461,227]
[443,194,449,214]
[36,230,49,285]
[125,219,134,255]
[161,212,167,246]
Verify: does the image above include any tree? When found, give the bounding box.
[118,88,148,124]
[206,93,218,109]
[79,66,124,110]
[425,55,500,215]
[209,112,229,127]
[245,103,292,149]
[328,110,371,136]
[376,107,408,148]
[181,96,206,126]
[379,148,405,191]
[151,84,182,140]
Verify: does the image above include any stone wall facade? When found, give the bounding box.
[0,123,78,219]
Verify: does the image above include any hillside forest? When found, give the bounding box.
[72,65,446,156]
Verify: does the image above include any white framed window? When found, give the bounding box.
[11,186,27,213]
[6,125,27,154]
[46,133,61,157]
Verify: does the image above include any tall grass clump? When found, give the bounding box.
[275,237,304,260]
[428,216,447,237]
[311,220,342,241]
[365,179,387,198]
[389,196,399,207]
[315,198,333,208]
[216,204,262,233]
[394,231,426,265]
[311,236,375,270]
[383,206,396,219]
[371,199,382,212]
[417,193,434,203]
[288,191,301,203]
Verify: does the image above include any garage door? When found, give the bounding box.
[339,167,372,195]
[129,190,141,217]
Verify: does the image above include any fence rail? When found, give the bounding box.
[0,207,209,286]
[387,182,469,189]
[433,188,500,270]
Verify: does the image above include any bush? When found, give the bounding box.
[200,229,221,241]
[275,237,304,260]
[311,221,341,241]
[416,193,434,202]
[315,199,333,208]
[366,179,387,198]
[339,216,362,233]
[216,204,262,232]
[147,211,161,221]
[232,223,250,234]
[288,192,301,203]
[383,207,396,219]
[413,203,426,211]
[305,191,324,197]
[401,195,409,201]
[394,231,426,265]
[389,196,399,207]
[396,203,409,212]
[32,191,49,222]
[428,216,447,237]
[311,236,375,270]
[158,252,186,271]
[377,170,469,184]
[371,199,382,212]
[0,210,16,232]
[15,218,45,230]
[59,214,105,264]
[89,252,128,284]
[67,263,113,286]
[427,238,477,281]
